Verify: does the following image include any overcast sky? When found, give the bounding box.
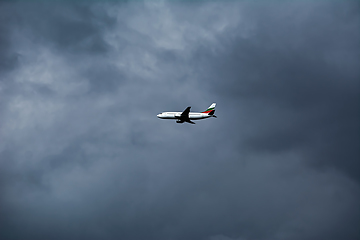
[0,1,359,240]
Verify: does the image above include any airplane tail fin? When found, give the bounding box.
[201,103,216,114]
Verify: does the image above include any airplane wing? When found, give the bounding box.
[181,106,191,117]
[185,119,196,124]
[179,106,195,124]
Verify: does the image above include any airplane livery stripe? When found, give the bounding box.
[202,107,214,113]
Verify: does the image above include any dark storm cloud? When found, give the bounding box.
[14,2,114,54]
[196,1,360,181]
[0,1,114,78]
[0,3,20,74]
[0,1,359,240]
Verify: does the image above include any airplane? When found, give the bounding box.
[157,103,217,124]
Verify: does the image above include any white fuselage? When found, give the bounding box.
[157,112,211,120]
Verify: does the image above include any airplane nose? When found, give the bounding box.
[157,114,161,118]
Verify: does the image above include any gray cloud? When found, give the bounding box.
[0,1,359,240]
[196,1,360,181]
[0,3,20,74]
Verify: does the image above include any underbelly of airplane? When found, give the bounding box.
[158,115,209,120]
[189,115,210,120]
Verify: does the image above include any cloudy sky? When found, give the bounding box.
[0,1,359,240]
